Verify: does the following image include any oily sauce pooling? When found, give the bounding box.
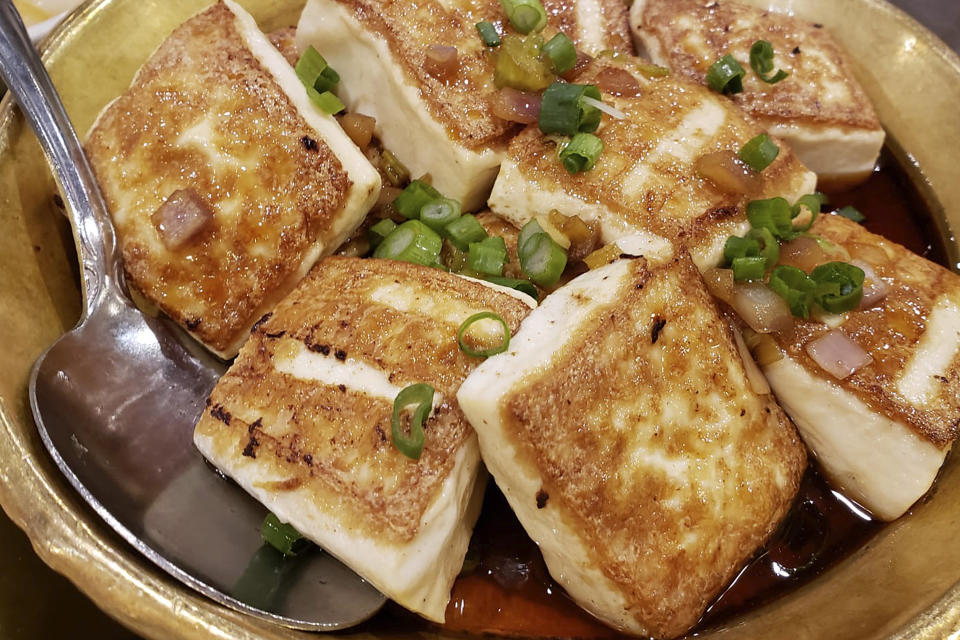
[399,150,944,639]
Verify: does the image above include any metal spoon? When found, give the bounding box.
[0,2,386,630]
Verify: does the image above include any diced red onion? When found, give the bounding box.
[491,87,542,124]
[695,151,761,195]
[851,259,889,309]
[593,67,642,97]
[730,282,794,334]
[805,329,873,380]
[703,267,735,304]
[424,45,458,80]
[151,188,213,250]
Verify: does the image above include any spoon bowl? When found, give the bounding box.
[0,1,386,630]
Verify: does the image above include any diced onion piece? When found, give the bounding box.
[580,95,626,120]
[549,210,598,261]
[778,236,829,273]
[424,45,459,80]
[339,112,376,150]
[805,329,873,380]
[534,212,571,249]
[491,87,542,124]
[583,243,620,270]
[702,267,735,304]
[151,188,213,250]
[851,259,890,309]
[695,151,761,195]
[594,67,641,97]
[744,328,784,366]
[734,329,771,395]
[730,282,794,334]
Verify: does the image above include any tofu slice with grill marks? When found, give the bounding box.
[487,58,816,271]
[630,0,884,187]
[295,0,632,212]
[457,252,807,638]
[744,215,960,520]
[193,257,534,621]
[85,0,380,358]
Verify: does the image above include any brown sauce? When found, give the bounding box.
[357,148,949,639]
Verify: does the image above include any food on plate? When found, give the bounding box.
[724,214,960,520]
[84,0,380,358]
[294,0,632,211]
[193,256,535,620]
[629,0,885,187]
[458,251,806,638]
[487,58,816,270]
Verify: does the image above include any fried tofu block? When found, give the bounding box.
[488,59,816,271]
[295,0,632,211]
[86,1,380,358]
[194,257,534,620]
[458,252,807,638]
[750,215,960,520]
[630,0,884,186]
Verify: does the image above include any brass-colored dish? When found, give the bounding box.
[0,0,958,638]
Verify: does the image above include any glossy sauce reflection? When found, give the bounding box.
[434,151,946,639]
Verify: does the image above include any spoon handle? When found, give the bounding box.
[0,1,115,313]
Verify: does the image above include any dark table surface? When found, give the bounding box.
[1,1,958,639]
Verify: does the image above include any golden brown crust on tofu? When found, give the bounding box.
[543,0,634,55]
[773,215,960,448]
[504,59,812,239]
[86,2,353,354]
[638,0,881,131]
[194,257,531,542]
[495,256,806,637]
[268,26,301,65]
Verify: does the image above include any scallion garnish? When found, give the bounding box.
[372,219,443,266]
[542,32,577,74]
[749,40,789,84]
[746,196,795,240]
[517,218,545,253]
[732,256,766,281]
[769,265,817,318]
[538,82,603,136]
[444,214,489,251]
[391,383,434,459]
[724,227,778,281]
[262,513,311,556]
[393,180,442,219]
[499,0,547,34]
[420,197,462,232]
[810,262,865,313]
[368,218,398,248]
[306,87,345,115]
[519,228,567,287]
[791,193,826,231]
[476,21,501,47]
[837,205,866,223]
[485,275,540,301]
[706,54,746,94]
[295,46,340,93]
[457,311,511,358]
[738,133,779,172]
[468,236,508,276]
[559,132,603,174]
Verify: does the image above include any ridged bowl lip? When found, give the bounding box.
[2,0,960,638]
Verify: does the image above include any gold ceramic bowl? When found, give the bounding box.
[1,0,959,638]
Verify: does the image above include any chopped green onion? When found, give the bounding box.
[379,150,411,188]
[749,227,779,268]
[457,311,511,358]
[732,256,767,281]
[391,383,434,459]
[747,197,795,240]
[538,82,603,136]
[295,46,340,93]
[373,220,443,266]
[635,61,671,78]
[494,34,553,92]
[393,180,442,219]
[485,275,540,301]
[262,513,310,556]
[749,40,789,84]
[368,218,398,248]
[476,21,501,47]
[542,32,577,74]
[738,133,779,172]
[706,54,746,94]
[810,262,865,313]
[444,214,488,251]
[499,0,547,34]
[520,232,567,287]
[559,132,603,174]
[724,235,758,264]
[769,265,817,318]
[420,197,462,232]
[468,236,508,276]
[517,219,545,258]
[837,205,866,223]
[306,87,345,115]
[792,193,825,231]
